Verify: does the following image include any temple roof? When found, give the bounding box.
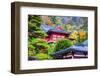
[40,24,71,35]
[47,29,71,35]
[40,24,54,32]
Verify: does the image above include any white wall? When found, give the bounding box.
[0,0,99,76]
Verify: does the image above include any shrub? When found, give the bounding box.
[28,43,36,58]
[35,53,52,60]
[54,39,73,52]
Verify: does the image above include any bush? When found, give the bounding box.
[48,43,56,54]
[54,39,73,52]
[28,43,36,58]
[35,53,52,60]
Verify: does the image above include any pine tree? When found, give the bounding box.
[28,15,47,38]
[28,15,50,60]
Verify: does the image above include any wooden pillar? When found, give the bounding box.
[71,50,74,59]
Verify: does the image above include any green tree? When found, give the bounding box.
[28,42,36,58]
[54,39,73,52]
[28,15,49,60]
[28,15,42,27]
[31,38,49,53]
[28,15,47,38]
[29,38,53,60]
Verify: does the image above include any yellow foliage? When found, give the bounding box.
[69,31,78,40]
[65,24,74,32]
[69,30,87,44]
[79,31,87,40]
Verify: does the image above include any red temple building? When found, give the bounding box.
[45,30,71,43]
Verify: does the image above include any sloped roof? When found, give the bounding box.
[40,24,71,35]
[40,24,54,32]
[47,29,71,35]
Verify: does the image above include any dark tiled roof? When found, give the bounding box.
[47,29,71,35]
[40,24,71,35]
